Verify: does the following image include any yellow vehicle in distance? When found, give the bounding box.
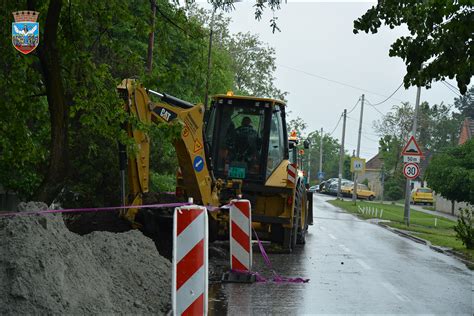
[411,187,434,205]
[342,183,376,201]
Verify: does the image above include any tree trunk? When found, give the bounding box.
[451,200,455,216]
[146,0,156,74]
[31,0,69,203]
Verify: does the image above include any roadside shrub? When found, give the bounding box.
[384,176,404,201]
[454,208,474,249]
[150,172,176,193]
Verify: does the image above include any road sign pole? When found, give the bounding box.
[404,85,421,226]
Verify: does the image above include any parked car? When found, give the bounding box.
[327,183,339,195]
[308,185,319,192]
[320,178,337,193]
[345,184,376,200]
[411,187,434,205]
[322,179,352,195]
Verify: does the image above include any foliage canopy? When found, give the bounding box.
[426,139,474,205]
[354,1,473,94]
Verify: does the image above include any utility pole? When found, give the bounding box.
[403,86,421,225]
[337,110,347,199]
[352,95,364,203]
[146,0,157,74]
[319,127,323,180]
[204,9,216,109]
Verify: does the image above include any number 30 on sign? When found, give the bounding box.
[403,163,420,180]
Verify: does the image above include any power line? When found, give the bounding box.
[441,81,462,98]
[347,98,361,115]
[362,130,381,137]
[345,141,379,150]
[363,134,379,143]
[365,99,385,116]
[366,82,404,106]
[445,81,461,93]
[346,115,372,128]
[155,4,202,40]
[277,64,405,102]
[329,113,343,136]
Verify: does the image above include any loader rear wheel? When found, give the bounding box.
[295,182,307,245]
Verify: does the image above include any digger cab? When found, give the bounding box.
[205,94,289,186]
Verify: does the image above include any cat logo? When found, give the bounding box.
[154,106,177,122]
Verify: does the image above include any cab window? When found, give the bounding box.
[267,107,285,178]
[216,102,266,179]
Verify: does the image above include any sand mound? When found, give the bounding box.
[0,202,171,315]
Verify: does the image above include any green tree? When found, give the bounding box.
[417,102,462,152]
[374,100,462,200]
[426,139,474,205]
[0,0,283,207]
[454,85,474,119]
[300,129,351,184]
[354,1,473,94]
[189,6,286,100]
[287,116,307,138]
[226,32,287,100]
[374,103,413,176]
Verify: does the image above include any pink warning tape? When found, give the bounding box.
[252,228,310,284]
[0,202,192,217]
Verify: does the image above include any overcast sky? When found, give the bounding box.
[197,1,464,160]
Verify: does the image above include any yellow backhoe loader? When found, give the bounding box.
[117,79,313,254]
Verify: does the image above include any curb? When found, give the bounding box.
[378,223,427,245]
[377,223,474,269]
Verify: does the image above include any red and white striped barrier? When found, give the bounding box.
[230,199,252,271]
[287,163,297,184]
[172,205,208,316]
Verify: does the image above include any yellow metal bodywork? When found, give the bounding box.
[411,188,434,204]
[117,81,308,244]
[254,159,307,234]
[118,79,219,223]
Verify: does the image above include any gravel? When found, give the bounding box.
[0,202,172,315]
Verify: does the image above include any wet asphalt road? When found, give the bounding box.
[209,194,473,315]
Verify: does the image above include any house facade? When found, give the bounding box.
[458,117,474,145]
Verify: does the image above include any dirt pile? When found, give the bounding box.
[0,202,171,315]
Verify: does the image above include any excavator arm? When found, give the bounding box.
[117,79,220,224]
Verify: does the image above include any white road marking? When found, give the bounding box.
[356,259,372,270]
[339,244,350,252]
[328,233,337,240]
[381,282,410,302]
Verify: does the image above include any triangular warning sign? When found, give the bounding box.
[402,136,423,156]
[193,139,203,153]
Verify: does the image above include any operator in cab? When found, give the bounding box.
[233,116,259,170]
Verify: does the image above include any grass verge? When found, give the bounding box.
[328,199,473,264]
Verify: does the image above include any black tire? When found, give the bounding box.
[295,182,307,245]
[368,195,375,201]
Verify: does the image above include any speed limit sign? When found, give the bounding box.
[403,163,420,179]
